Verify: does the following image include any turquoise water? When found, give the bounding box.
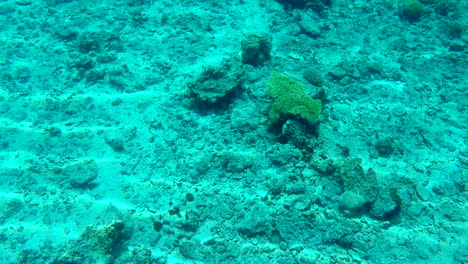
[0,0,467,263]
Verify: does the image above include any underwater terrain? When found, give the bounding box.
[0,0,467,263]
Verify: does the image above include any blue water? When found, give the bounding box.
[0,0,467,263]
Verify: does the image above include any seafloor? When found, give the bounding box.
[0,0,467,263]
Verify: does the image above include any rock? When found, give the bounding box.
[370,188,401,220]
[339,191,366,216]
[62,158,99,188]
